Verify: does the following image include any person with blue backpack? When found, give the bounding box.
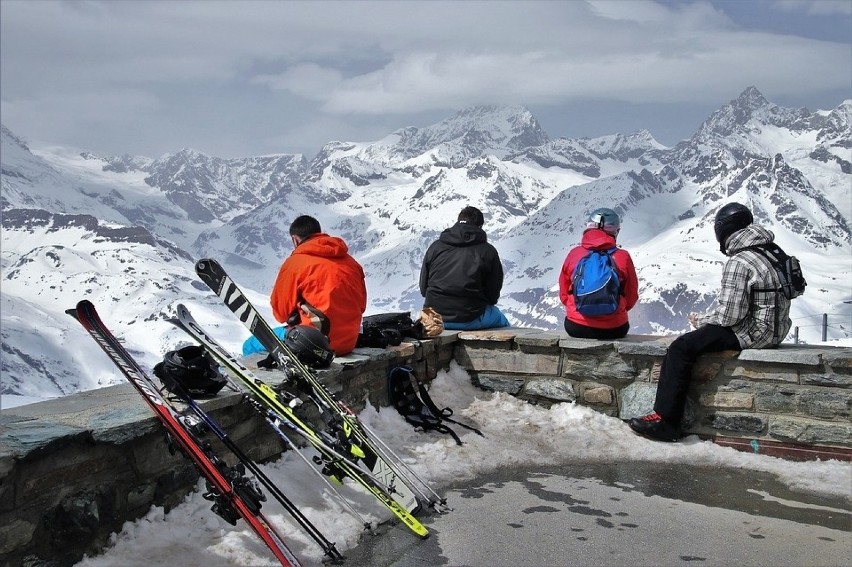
[558,208,639,339]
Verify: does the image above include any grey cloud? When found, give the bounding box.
[1,0,848,158]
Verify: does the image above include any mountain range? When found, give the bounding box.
[1,86,850,403]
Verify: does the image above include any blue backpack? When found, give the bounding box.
[571,247,621,316]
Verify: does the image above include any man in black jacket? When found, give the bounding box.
[419,206,510,330]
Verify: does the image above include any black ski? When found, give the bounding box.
[67,300,303,567]
[169,303,430,538]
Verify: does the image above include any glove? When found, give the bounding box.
[257,353,279,369]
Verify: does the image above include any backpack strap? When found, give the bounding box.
[388,366,473,445]
[416,381,484,437]
[735,244,784,343]
[606,246,624,293]
[403,410,463,445]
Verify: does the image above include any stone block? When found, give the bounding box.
[619,382,657,419]
[90,410,161,444]
[615,339,671,356]
[557,338,615,352]
[456,347,560,375]
[737,348,822,366]
[457,330,516,343]
[631,366,654,383]
[390,342,417,358]
[434,331,460,344]
[754,385,800,414]
[523,378,576,402]
[699,392,754,410]
[582,385,615,405]
[0,418,88,457]
[475,374,525,395]
[799,390,851,420]
[562,352,635,381]
[704,412,767,434]
[822,348,852,369]
[416,339,437,358]
[769,416,852,446]
[729,363,799,383]
[514,332,562,348]
[800,372,852,387]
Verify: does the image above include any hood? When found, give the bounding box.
[439,222,488,247]
[292,233,350,259]
[725,225,775,255]
[580,228,618,250]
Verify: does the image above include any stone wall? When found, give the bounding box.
[454,329,852,459]
[1,330,849,566]
[0,337,450,567]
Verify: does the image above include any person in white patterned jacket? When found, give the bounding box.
[629,202,794,442]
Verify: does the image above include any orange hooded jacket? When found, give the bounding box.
[271,233,367,355]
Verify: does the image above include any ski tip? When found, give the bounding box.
[195,258,216,271]
[175,303,189,318]
[65,308,78,320]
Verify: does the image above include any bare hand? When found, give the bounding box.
[688,313,698,329]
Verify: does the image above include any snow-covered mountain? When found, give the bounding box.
[2,87,850,402]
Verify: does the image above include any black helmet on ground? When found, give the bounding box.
[285,325,335,368]
[154,345,227,397]
[714,202,753,253]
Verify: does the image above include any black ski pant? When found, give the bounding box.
[653,324,741,425]
[564,318,629,340]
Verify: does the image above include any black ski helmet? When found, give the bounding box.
[284,325,335,368]
[153,345,227,397]
[714,202,753,253]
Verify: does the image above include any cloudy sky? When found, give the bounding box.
[1,0,850,160]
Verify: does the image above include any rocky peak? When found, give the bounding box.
[695,86,773,138]
[1,123,31,151]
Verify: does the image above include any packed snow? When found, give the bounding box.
[74,362,852,567]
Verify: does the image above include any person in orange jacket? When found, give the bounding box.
[558,208,639,339]
[270,215,367,356]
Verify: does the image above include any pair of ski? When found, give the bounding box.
[69,260,449,565]
[191,260,448,520]
[68,300,318,567]
[171,303,434,540]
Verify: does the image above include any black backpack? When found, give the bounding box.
[387,366,483,445]
[357,312,425,348]
[745,243,806,300]
[742,243,807,342]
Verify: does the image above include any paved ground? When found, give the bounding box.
[341,461,851,567]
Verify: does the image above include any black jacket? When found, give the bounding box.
[419,222,504,322]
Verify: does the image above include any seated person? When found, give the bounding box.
[419,206,510,331]
[558,207,638,339]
